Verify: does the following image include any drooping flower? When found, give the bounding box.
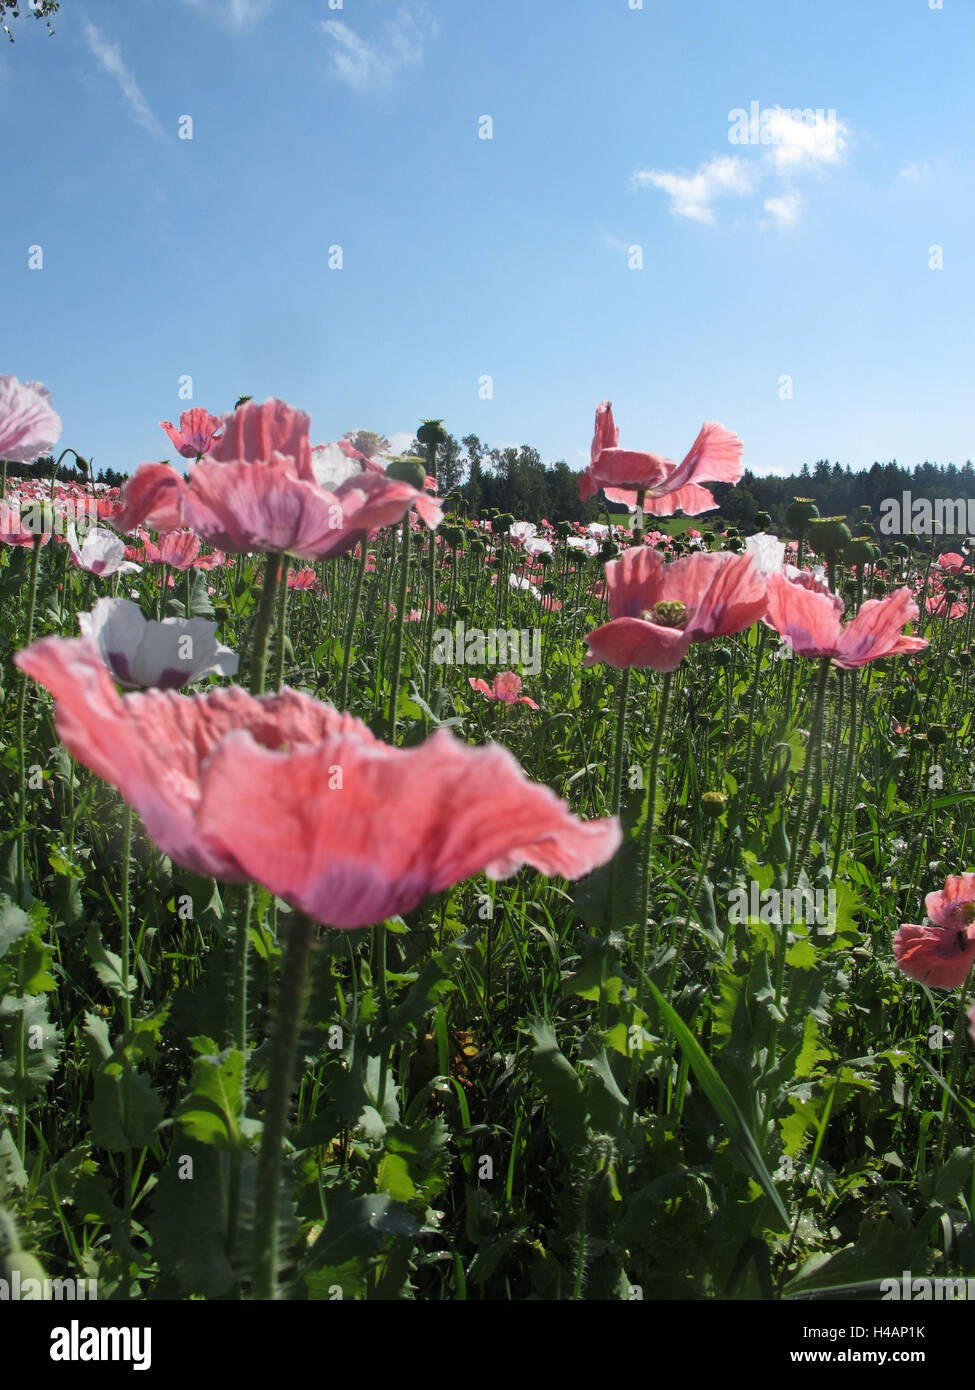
[160,408,222,459]
[469,673,539,709]
[77,598,238,690]
[0,375,62,463]
[579,402,743,516]
[584,547,768,671]
[14,637,621,927]
[765,573,928,668]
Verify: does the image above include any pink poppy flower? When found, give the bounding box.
[157,530,202,570]
[937,552,966,574]
[893,924,975,989]
[160,408,222,460]
[287,567,319,590]
[765,573,928,669]
[0,375,62,463]
[113,399,443,556]
[584,548,767,671]
[469,673,539,709]
[14,637,621,928]
[579,403,743,516]
[925,873,975,931]
[195,550,227,571]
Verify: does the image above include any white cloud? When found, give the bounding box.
[384,431,415,456]
[81,19,164,139]
[763,190,802,227]
[319,5,434,91]
[634,106,851,229]
[899,161,931,183]
[631,155,755,224]
[182,0,274,30]
[762,107,848,172]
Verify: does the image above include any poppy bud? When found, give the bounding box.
[786,498,819,530]
[808,516,852,553]
[386,456,427,490]
[416,419,448,446]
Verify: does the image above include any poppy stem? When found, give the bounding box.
[15,533,43,909]
[250,554,282,696]
[253,910,316,1300]
[787,656,832,887]
[271,556,292,692]
[339,543,367,711]
[610,667,631,816]
[627,670,673,1132]
[936,986,971,1167]
[388,516,412,743]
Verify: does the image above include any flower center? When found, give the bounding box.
[643,600,689,629]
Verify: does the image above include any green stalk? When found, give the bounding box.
[610,667,631,816]
[339,543,367,710]
[15,533,43,907]
[250,554,282,696]
[271,556,292,692]
[387,517,412,743]
[787,657,832,887]
[252,911,316,1300]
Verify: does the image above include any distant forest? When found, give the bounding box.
[8,435,975,539]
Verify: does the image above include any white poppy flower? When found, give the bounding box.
[78,597,238,690]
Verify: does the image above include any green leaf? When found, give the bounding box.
[0,994,61,1100]
[175,1046,245,1151]
[641,974,789,1228]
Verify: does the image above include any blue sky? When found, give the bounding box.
[2,0,972,481]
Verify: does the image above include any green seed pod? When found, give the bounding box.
[454,603,471,620]
[468,538,485,558]
[958,650,972,668]
[440,525,464,549]
[599,539,620,561]
[555,521,572,539]
[713,647,734,667]
[927,724,948,746]
[492,513,514,534]
[786,497,819,530]
[892,541,910,557]
[416,419,448,446]
[754,511,772,530]
[725,527,740,539]
[702,791,727,817]
[386,456,427,490]
[541,579,557,595]
[844,538,875,567]
[871,577,887,596]
[726,535,744,552]
[808,516,852,554]
[536,550,554,568]
[702,531,715,544]
[858,504,873,520]
[855,521,876,538]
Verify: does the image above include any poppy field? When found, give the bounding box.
[3,379,975,1304]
